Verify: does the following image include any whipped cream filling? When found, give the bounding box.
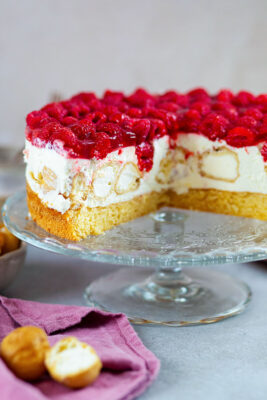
[24,136,169,213]
[171,134,267,194]
[24,134,267,214]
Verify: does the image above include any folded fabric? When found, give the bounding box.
[0,296,160,400]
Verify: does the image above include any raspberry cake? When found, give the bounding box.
[24,88,267,240]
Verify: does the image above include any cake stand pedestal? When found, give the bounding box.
[3,192,267,326]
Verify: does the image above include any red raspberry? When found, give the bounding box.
[127,108,143,118]
[199,113,229,140]
[164,112,178,131]
[108,112,125,124]
[182,109,201,132]
[71,92,97,104]
[87,98,103,111]
[158,91,179,103]
[226,127,255,147]
[61,116,78,126]
[74,139,93,158]
[258,123,267,137]
[187,88,210,103]
[222,105,239,121]
[157,102,180,112]
[256,96,267,113]
[261,143,267,162]
[147,108,165,120]
[216,89,234,103]
[148,119,167,140]
[62,100,90,119]
[255,94,267,105]
[122,131,137,147]
[51,128,77,148]
[83,132,111,159]
[122,116,135,131]
[78,102,91,116]
[176,94,189,107]
[234,91,255,106]
[96,122,124,150]
[132,119,151,144]
[238,116,258,129]
[31,129,52,146]
[140,107,150,117]
[147,108,177,131]
[258,117,267,139]
[62,101,83,118]
[46,122,63,134]
[159,91,189,107]
[136,142,154,172]
[26,111,51,129]
[42,103,67,119]
[25,127,33,141]
[88,111,107,124]
[127,88,154,108]
[102,105,118,116]
[244,108,263,120]
[103,90,124,105]
[71,119,96,139]
[213,102,238,121]
[191,102,211,116]
[96,122,122,136]
[118,102,130,113]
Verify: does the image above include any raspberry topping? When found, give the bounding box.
[136,143,154,172]
[26,88,267,171]
[226,127,255,147]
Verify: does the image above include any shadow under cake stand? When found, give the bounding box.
[3,191,267,326]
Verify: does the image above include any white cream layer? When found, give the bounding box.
[24,136,169,213]
[24,134,267,214]
[171,134,267,194]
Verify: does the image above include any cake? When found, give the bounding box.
[24,88,267,240]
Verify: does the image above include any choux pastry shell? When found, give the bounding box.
[45,337,102,388]
[0,326,50,381]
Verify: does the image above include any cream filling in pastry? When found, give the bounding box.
[24,133,267,214]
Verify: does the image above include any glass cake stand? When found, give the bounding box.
[3,191,267,326]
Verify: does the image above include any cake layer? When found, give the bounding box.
[170,189,267,221]
[27,184,267,241]
[25,132,267,216]
[26,184,168,240]
[24,136,170,213]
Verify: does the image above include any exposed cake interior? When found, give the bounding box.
[24,88,267,240]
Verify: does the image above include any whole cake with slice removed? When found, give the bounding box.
[24,88,267,240]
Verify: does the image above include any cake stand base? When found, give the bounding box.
[84,267,251,326]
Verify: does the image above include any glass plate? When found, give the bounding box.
[3,191,267,267]
[3,191,267,326]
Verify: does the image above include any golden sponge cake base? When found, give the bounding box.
[170,190,267,221]
[27,184,267,241]
[26,184,168,241]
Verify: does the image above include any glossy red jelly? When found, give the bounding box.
[26,88,267,172]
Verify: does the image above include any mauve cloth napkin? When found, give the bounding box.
[0,296,160,400]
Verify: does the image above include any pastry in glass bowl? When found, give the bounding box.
[0,210,26,290]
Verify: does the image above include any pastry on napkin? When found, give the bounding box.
[0,296,160,400]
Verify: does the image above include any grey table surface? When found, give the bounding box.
[3,245,267,400]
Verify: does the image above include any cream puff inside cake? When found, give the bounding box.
[24,88,267,240]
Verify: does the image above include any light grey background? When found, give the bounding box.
[1,0,267,145]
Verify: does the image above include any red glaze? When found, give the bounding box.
[26,88,267,171]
